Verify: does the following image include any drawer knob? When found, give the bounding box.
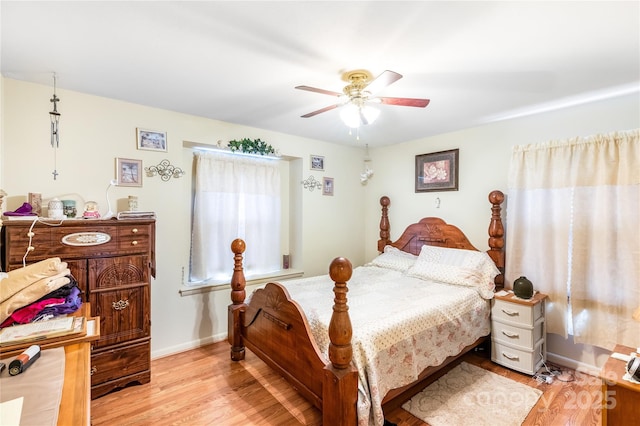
[501,308,519,316]
[112,299,130,311]
[90,366,98,376]
[502,330,520,338]
[131,240,138,246]
[132,228,138,233]
[502,352,520,361]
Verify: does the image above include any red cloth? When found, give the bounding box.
[0,297,65,327]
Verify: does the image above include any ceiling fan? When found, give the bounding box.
[295,69,430,127]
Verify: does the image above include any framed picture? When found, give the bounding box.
[322,177,334,196]
[310,155,324,171]
[116,158,143,187]
[137,128,167,152]
[415,149,459,192]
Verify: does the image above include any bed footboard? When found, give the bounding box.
[228,239,358,425]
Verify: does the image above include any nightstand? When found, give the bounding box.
[599,344,640,425]
[491,291,547,375]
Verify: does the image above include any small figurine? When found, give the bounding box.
[83,201,101,219]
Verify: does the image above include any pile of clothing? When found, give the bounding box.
[0,257,82,328]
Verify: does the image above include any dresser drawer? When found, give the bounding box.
[117,224,150,252]
[91,340,150,386]
[491,340,543,375]
[491,298,542,327]
[492,320,543,350]
[4,226,52,264]
[53,226,119,258]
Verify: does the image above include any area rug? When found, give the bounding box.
[402,362,542,426]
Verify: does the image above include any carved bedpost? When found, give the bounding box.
[230,239,247,305]
[377,196,391,252]
[228,238,247,361]
[323,257,358,426]
[328,257,353,368]
[488,190,505,290]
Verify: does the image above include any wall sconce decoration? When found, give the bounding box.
[145,159,185,181]
[50,73,61,180]
[360,144,374,185]
[301,175,322,192]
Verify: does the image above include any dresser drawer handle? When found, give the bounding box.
[131,228,138,233]
[502,330,520,338]
[131,240,138,246]
[501,309,519,316]
[90,366,97,376]
[502,352,520,361]
[112,299,130,311]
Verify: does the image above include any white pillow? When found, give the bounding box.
[406,245,499,299]
[367,245,418,272]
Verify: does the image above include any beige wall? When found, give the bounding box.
[0,77,365,357]
[1,76,638,370]
[362,93,639,370]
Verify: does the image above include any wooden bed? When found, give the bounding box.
[228,190,505,425]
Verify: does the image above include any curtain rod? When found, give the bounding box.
[182,140,293,161]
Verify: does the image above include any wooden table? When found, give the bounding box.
[58,341,91,425]
[0,305,99,426]
[599,344,640,425]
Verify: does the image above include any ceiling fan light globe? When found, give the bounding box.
[340,103,362,128]
[361,105,380,125]
[340,103,380,128]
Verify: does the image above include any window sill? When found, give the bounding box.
[179,269,304,297]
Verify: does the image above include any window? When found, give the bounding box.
[505,130,639,350]
[189,150,281,285]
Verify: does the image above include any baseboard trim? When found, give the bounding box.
[151,332,228,360]
[547,351,600,377]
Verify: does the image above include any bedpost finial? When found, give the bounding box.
[231,238,246,254]
[380,196,390,207]
[329,257,353,283]
[488,190,504,205]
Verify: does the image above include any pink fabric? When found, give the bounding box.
[0,298,65,327]
[0,272,70,323]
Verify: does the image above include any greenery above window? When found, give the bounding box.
[227,138,276,156]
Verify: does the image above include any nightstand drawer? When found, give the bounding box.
[492,320,543,350]
[491,341,543,375]
[492,298,542,326]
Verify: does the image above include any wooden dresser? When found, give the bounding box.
[1,218,155,399]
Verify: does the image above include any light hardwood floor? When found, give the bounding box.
[91,341,602,425]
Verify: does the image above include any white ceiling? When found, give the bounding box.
[2,1,639,147]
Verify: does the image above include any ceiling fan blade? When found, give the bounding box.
[364,70,403,94]
[295,85,342,97]
[379,97,430,108]
[301,104,339,118]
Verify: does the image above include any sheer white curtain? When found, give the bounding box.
[506,129,639,350]
[189,151,281,284]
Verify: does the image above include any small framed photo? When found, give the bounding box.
[137,128,167,152]
[310,155,324,171]
[415,149,459,192]
[116,158,143,187]
[322,177,334,196]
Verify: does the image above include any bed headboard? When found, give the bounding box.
[377,190,505,287]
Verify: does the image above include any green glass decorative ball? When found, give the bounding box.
[513,276,534,299]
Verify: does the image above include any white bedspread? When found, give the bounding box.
[280,265,491,426]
